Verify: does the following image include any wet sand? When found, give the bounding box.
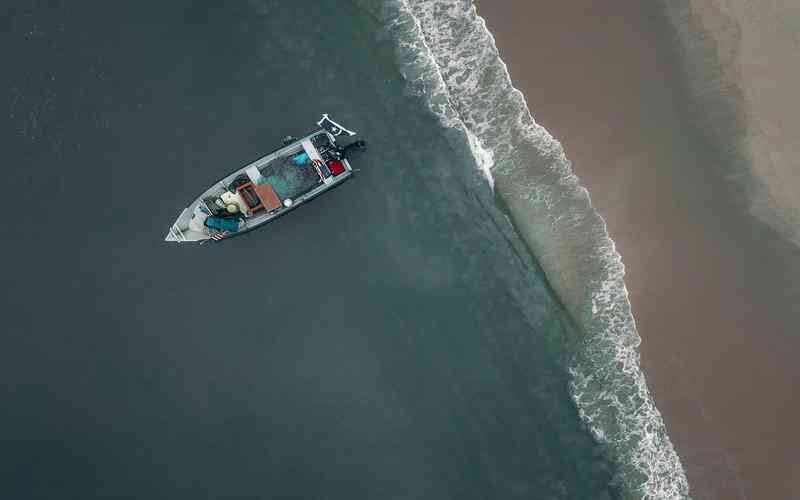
[660,0,800,247]
[476,1,800,498]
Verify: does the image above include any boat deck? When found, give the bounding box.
[165,123,356,243]
[259,154,321,200]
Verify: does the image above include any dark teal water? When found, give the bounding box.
[2,1,618,498]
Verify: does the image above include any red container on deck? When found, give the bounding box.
[327,160,346,176]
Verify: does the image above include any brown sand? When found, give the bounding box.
[475,1,800,498]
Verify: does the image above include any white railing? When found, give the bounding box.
[169,224,186,242]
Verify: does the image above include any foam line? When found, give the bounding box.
[375,0,692,497]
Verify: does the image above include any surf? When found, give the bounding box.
[369,0,691,497]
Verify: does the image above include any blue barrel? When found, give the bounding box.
[292,152,310,165]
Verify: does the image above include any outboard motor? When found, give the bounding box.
[335,140,367,160]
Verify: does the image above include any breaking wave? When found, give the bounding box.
[365,0,691,497]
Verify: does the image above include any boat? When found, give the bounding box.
[165,115,365,243]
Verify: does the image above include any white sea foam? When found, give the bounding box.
[465,128,495,190]
[379,0,691,497]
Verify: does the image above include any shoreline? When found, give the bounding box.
[395,2,688,496]
[475,1,800,498]
[658,0,800,247]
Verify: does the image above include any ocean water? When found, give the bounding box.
[3,0,684,499]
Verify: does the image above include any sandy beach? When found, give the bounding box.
[476,1,800,498]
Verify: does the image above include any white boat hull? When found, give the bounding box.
[165,119,357,244]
